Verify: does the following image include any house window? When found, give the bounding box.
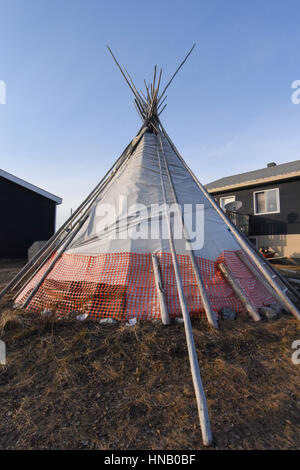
[220,195,235,211]
[253,188,280,215]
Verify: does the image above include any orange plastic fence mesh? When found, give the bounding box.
[15,250,276,320]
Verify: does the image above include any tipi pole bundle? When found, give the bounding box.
[151,254,170,325]
[157,133,218,329]
[218,263,261,321]
[159,122,300,323]
[156,139,212,446]
[0,126,147,301]
[106,46,179,133]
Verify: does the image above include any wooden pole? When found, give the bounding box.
[157,134,218,329]
[156,139,212,447]
[151,254,170,325]
[158,44,195,103]
[158,104,167,116]
[218,263,261,321]
[159,122,300,322]
[123,66,147,110]
[107,46,145,111]
[236,251,286,308]
[0,340,5,365]
[157,95,168,111]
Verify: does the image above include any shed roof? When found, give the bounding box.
[0,169,62,204]
[206,160,300,192]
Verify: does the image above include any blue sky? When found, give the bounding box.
[0,0,299,227]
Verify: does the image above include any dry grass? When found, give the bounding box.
[0,260,299,450]
[0,310,23,334]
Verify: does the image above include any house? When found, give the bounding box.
[205,160,300,259]
[0,169,62,259]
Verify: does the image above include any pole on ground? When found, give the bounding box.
[218,263,261,322]
[151,254,170,325]
[156,138,213,446]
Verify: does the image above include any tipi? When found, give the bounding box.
[2,46,300,445]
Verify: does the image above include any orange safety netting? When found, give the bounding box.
[15,250,276,320]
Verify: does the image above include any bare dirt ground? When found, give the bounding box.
[0,260,299,450]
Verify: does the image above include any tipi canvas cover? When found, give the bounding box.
[14,132,276,320]
[4,45,300,326]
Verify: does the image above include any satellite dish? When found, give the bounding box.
[224,200,243,211]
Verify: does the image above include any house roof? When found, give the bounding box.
[205,159,300,193]
[0,169,62,204]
